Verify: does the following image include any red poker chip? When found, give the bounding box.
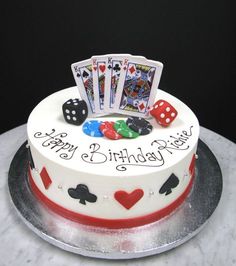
[99,121,123,140]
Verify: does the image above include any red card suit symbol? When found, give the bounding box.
[139,103,145,111]
[40,167,52,189]
[93,66,97,71]
[99,64,106,73]
[129,66,135,74]
[189,154,196,177]
[114,189,144,209]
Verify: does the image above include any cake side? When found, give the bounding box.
[27,86,199,227]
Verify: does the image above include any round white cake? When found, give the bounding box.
[27,86,199,228]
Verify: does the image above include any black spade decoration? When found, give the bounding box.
[68,184,97,205]
[27,145,35,170]
[159,174,179,196]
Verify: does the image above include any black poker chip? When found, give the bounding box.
[126,117,153,135]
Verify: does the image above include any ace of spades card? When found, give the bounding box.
[103,54,131,113]
[71,59,96,116]
[91,55,108,113]
[114,57,163,118]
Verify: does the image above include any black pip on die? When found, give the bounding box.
[62,98,88,125]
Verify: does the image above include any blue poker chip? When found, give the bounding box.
[82,120,104,137]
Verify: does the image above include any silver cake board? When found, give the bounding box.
[8,139,222,260]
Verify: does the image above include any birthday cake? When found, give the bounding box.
[27,55,199,228]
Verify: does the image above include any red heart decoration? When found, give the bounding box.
[93,66,97,71]
[99,64,106,73]
[114,189,144,209]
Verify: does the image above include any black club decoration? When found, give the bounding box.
[68,184,97,205]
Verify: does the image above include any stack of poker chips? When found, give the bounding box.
[82,117,153,140]
[62,97,178,140]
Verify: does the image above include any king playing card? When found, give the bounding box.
[103,54,131,113]
[71,59,96,116]
[91,55,108,113]
[114,57,163,118]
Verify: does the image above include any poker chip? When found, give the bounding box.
[99,121,123,140]
[126,117,153,135]
[114,120,139,139]
[82,120,103,137]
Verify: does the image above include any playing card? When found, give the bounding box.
[103,54,131,113]
[114,57,163,118]
[91,55,108,113]
[71,59,96,116]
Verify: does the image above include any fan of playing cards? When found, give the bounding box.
[71,54,163,118]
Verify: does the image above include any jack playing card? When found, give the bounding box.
[114,57,163,118]
[71,59,96,116]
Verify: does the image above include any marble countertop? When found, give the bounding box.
[0,125,235,266]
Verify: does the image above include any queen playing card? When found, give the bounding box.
[71,59,96,116]
[114,57,163,118]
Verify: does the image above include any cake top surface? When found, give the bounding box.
[27,87,199,177]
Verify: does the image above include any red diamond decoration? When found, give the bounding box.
[189,154,196,177]
[139,103,145,111]
[40,167,52,189]
[129,66,135,74]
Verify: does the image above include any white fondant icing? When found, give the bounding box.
[27,87,199,220]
